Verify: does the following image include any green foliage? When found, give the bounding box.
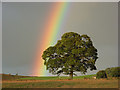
[105,67,120,77]
[96,70,107,79]
[42,32,98,78]
[105,68,111,77]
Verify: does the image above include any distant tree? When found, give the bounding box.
[42,32,98,79]
[105,68,111,77]
[96,70,107,79]
[16,73,18,76]
[105,67,120,77]
[110,67,120,77]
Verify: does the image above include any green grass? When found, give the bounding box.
[19,76,58,80]
[18,76,70,80]
[2,74,119,88]
[73,74,96,79]
[18,74,96,80]
[2,73,96,81]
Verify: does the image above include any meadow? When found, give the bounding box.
[2,74,119,88]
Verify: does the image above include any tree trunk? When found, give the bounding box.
[69,71,73,80]
[69,65,73,80]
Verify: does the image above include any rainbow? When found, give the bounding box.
[32,2,70,76]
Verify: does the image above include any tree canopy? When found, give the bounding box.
[42,32,98,79]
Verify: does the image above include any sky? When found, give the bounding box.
[1,0,119,2]
[2,2,118,76]
[0,2,2,75]
[0,2,2,89]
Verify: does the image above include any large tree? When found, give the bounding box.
[42,32,98,79]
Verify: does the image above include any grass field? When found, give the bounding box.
[2,74,119,88]
[18,74,96,80]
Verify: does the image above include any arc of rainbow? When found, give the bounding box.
[32,2,69,76]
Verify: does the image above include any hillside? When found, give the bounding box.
[1,74,33,80]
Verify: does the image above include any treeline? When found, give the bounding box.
[96,67,120,79]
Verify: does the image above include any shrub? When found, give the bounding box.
[105,68,111,77]
[110,67,120,77]
[96,70,107,79]
[105,67,120,77]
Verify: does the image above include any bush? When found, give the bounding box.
[110,67,120,77]
[105,67,120,77]
[96,70,107,79]
[105,68,111,77]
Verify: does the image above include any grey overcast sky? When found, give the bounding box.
[2,2,118,76]
[1,0,119,2]
[0,2,2,75]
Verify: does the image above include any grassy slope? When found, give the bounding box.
[2,74,32,80]
[2,74,119,88]
[2,74,96,80]
[3,79,118,88]
[18,74,96,80]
